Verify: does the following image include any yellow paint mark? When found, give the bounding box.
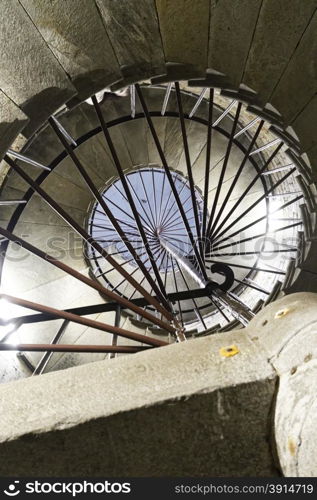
[274,308,291,319]
[219,344,240,358]
[288,438,297,456]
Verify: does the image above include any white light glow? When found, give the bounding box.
[0,322,16,342]
[0,298,11,320]
[268,199,283,232]
[4,328,19,346]
[0,296,20,321]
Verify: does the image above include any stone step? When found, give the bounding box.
[259,282,281,311]
[155,0,209,78]
[286,268,317,294]
[270,8,317,124]
[0,0,76,136]
[193,324,219,337]
[292,94,317,155]
[96,0,166,85]
[209,0,262,89]
[218,319,243,332]
[116,119,150,167]
[243,0,316,108]
[20,0,122,102]
[253,299,265,314]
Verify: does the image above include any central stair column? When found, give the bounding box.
[159,237,253,326]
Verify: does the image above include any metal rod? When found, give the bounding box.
[157,170,167,224]
[209,296,230,323]
[205,102,242,238]
[261,163,294,176]
[0,344,152,353]
[124,175,157,232]
[3,156,173,325]
[152,168,158,226]
[212,248,297,257]
[135,84,208,280]
[102,188,151,230]
[171,258,184,328]
[234,278,270,295]
[159,177,187,230]
[0,200,26,206]
[94,255,136,277]
[17,352,35,372]
[0,293,168,347]
[33,320,69,375]
[234,117,260,139]
[130,84,136,118]
[189,87,207,118]
[267,191,302,198]
[92,96,172,305]
[211,198,303,249]
[206,259,286,275]
[160,189,196,229]
[208,120,264,239]
[202,88,214,241]
[160,237,207,289]
[0,225,175,333]
[212,100,237,127]
[7,150,51,171]
[161,83,173,116]
[249,137,281,156]
[4,287,216,327]
[50,115,77,146]
[175,82,203,255]
[175,261,207,331]
[211,142,283,240]
[110,305,121,359]
[49,117,171,314]
[212,167,296,244]
[136,169,157,231]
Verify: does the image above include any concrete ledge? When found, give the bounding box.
[249,293,317,477]
[1,293,317,476]
[0,326,277,476]
[247,292,317,374]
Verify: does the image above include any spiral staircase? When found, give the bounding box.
[0,0,316,385]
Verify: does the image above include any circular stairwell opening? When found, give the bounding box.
[88,166,204,273]
[0,81,315,379]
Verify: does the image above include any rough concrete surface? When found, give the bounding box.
[0,0,315,477]
[209,0,262,88]
[20,0,122,100]
[243,0,316,104]
[0,327,277,476]
[96,0,166,80]
[248,293,317,477]
[270,9,317,124]
[0,0,76,135]
[275,362,317,476]
[1,294,317,476]
[292,94,317,153]
[247,292,317,373]
[156,0,210,72]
